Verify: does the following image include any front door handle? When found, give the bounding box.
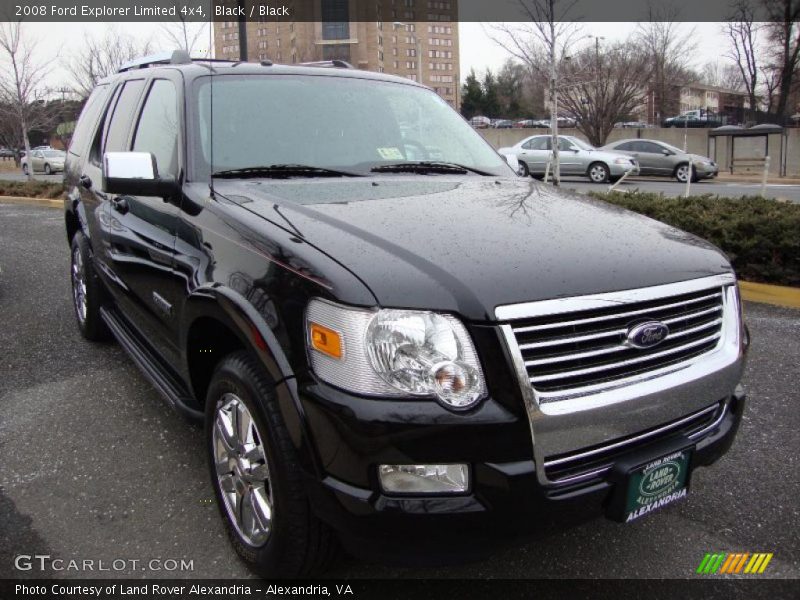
[79,174,92,189]
[111,197,129,214]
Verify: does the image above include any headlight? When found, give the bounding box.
[306,299,486,410]
[613,157,631,165]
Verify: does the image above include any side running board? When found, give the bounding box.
[100,306,204,423]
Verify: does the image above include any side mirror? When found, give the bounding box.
[102,152,179,198]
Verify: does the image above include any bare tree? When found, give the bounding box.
[487,0,582,185]
[762,0,800,118]
[725,0,761,112]
[702,61,745,91]
[0,22,58,179]
[761,63,782,113]
[159,18,210,56]
[66,26,153,99]
[635,7,698,122]
[559,41,650,147]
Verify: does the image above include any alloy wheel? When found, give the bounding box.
[676,165,689,182]
[213,393,274,547]
[589,164,608,183]
[71,245,87,324]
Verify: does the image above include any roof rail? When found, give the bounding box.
[117,50,192,73]
[298,60,354,69]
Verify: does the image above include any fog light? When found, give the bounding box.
[378,464,469,494]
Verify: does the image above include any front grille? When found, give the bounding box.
[510,285,726,400]
[543,401,726,486]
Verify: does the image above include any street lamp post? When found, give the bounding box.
[394,21,422,84]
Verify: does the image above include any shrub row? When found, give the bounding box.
[592,191,800,287]
[0,179,65,200]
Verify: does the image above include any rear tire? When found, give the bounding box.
[44,163,52,175]
[70,231,111,341]
[518,161,530,177]
[22,164,28,175]
[206,351,338,577]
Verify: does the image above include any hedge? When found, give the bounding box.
[0,179,65,200]
[591,191,800,287]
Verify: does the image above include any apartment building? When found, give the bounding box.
[213,0,460,108]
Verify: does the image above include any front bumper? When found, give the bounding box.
[299,379,745,544]
[610,162,639,176]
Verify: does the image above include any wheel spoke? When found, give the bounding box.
[251,487,273,533]
[246,462,270,482]
[214,418,237,457]
[218,473,236,493]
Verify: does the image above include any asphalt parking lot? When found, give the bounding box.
[0,202,798,581]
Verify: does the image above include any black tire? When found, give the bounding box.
[70,231,111,341]
[674,163,699,183]
[587,162,610,183]
[44,163,51,175]
[206,351,338,578]
[518,161,530,177]
[22,163,28,175]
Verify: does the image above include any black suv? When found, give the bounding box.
[64,51,747,577]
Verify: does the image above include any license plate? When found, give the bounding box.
[622,449,691,523]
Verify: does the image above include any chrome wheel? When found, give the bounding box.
[71,245,87,324]
[676,165,690,182]
[213,393,273,547]
[589,163,609,183]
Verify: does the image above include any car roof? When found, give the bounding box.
[100,60,429,91]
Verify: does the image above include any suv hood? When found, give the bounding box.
[216,178,732,321]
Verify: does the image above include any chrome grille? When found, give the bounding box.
[509,285,727,400]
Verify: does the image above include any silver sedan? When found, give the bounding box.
[499,135,639,183]
[601,139,718,182]
[21,149,66,175]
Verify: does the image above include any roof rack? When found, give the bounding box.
[298,60,354,69]
[117,50,193,72]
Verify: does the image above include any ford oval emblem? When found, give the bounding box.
[626,321,669,349]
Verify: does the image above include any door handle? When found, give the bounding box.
[79,175,92,189]
[111,197,129,214]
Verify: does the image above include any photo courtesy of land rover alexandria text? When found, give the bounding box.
[63,51,748,577]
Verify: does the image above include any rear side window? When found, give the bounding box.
[132,80,179,176]
[523,137,550,151]
[104,79,145,154]
[68,84,110,157]
[616,142,636,151]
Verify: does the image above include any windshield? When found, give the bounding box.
[569,138,595,151]
[43,150,65,158]
[192,74,510,179]
[659,142,685,154]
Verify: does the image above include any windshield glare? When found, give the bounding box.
[569,138,594,151]
[193,75,510,179]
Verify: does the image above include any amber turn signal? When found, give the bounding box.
[309,322,343,359]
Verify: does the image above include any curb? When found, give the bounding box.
[0,195,62,208]
[739,281,800,310]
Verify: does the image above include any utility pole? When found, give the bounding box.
[549,19,560,187]
[238,0,248,60]
[394,22,422,84]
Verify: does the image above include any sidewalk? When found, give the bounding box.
[714,172,800,185]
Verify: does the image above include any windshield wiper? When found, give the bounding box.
[370,161,491,176]
[212,164,363,179]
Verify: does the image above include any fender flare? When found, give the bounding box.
[182,285,322,478]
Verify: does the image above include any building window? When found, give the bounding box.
[321,0,350,40]
[407,48,416,56]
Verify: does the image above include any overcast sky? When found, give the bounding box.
[13,21,731,90]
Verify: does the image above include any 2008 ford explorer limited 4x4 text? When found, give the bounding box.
[63,52,748,577]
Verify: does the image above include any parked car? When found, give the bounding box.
[469,115,491,129]
[64,50,747,578]
[0,147,14,158]
[602,138,718,182]
[21,148,66,174]
[514,119,536,128]
[492,119,514,129]
[662,114,723,128]
[614,121,651,129]
[498,134,639,182]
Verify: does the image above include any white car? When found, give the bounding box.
[498,135,640,183]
